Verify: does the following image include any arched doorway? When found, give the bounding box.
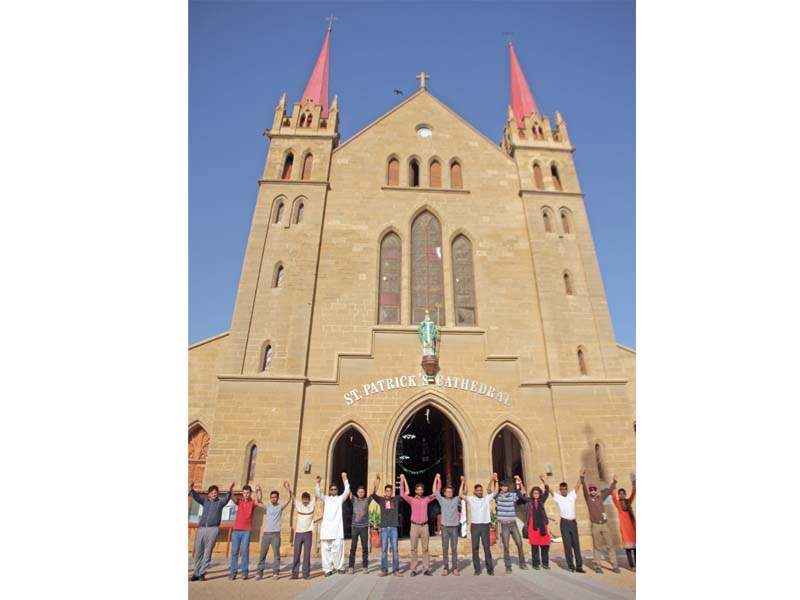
[395,405,463,537]
[188,424,210,489]
[330,426,369,539]
[491,426,525,484]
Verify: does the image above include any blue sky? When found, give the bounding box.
[189,1,635,348]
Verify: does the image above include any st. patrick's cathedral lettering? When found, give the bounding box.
[343,373,511,407]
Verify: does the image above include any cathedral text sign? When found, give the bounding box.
[344,373,511,407]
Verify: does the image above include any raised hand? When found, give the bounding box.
[434,473,440,480]
[399,473,406,480]
[283,480,290,489]
[539,474,546,483]
[612,473,617,482]
[492,472,498,482]
[341,472,348,481]
[375,473,381,480]
[460,475,465,481]
[580,468,586,477]
[315,475,321,483]
[230,482,235,490]
[255,484,261,491]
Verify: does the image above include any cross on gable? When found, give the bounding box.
[416,71,430,90]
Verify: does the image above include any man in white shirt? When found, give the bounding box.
[459,473,497,576]
[315,472,351,576]
[548,474,585,573]
[290,491,316,580]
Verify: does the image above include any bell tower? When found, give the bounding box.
[222,26,339,377]
[504,41,623,381]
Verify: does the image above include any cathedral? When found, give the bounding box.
[189,26,635,551]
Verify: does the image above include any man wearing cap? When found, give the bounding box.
[550,473,585,573]
[580,468,619,573]
[495,475,527,573]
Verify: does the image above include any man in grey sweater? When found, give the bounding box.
[433,473,462,576]
[348,485,372,574]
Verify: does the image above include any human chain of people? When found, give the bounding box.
[188,467,635,583]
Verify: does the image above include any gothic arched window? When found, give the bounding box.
[274,265,284,288]
[281,153,293,180]
[533,163,544,190]
[429,160,442,188]
[275,202,284,224]
[301,153,313,180]
[378,232,401,324]
[450,161,463,189]
[551,164,562,191]
[387,158,399,186]
[578,347,587,375]
[560,209,572,234]
[564,272,573,295]
[411,211,445,325]
[452,235,477,325]
[295,202,304,224]
[262,345,273,371]
[409,159,420,187]
[543,208,554,233]
[246,445,257,483]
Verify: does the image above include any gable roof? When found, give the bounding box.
[333,89,512,162]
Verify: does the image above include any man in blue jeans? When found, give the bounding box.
[229,484,260,579]
[370,473,404,577]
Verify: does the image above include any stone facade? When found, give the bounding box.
[189,75,635,557]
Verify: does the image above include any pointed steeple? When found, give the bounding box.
[508,42,540,128]
[300,29,331,116]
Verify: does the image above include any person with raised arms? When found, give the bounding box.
[347,484,372,574]
[229,484,261,580]
[549,473,586,573]
[580,468,620,573]
[495,475,528,573]
[459,472,496,576]
[188,480,234,582]
[256,481,293,580]
[399,473,435,576]
[520,475,551,570]
[370,473,404,577]
[290,489,316,580]
[316,472,351,576]
[433,472,462,576]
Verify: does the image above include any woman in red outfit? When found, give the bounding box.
[520,475,551,569]
[611,476,636,569]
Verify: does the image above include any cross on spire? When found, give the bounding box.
[325,14,337,31]
[416,71,430,90]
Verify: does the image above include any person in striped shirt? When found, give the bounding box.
[494,474,528,573]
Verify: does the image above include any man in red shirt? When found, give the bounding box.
[399,473,435,577]
[229,484,261,580]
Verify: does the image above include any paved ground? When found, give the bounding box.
[189,551,635,599]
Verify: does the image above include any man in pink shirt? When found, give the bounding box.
[399,473,435,576]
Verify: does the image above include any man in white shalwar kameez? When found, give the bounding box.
[315,472,350,576]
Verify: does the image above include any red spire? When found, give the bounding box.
[509,42,540,128]
[300,29,331,116]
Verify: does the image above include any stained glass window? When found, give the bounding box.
[411,211,445,325]
[452,235,476,325]
[378,233,401,324]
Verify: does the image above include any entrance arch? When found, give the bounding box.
[394,404,464,538]
[329,424,369,539]
[491,424,528,484]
